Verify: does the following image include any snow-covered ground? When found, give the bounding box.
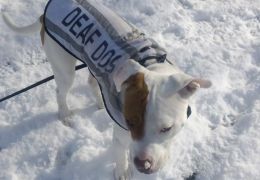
[0,0,259,179]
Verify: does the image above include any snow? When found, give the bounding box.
[0,0,260,179]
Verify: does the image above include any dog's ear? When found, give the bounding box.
[161,73,211,98]
[178,79,212,98]
[113,59,148,92]
[160,73,193,96]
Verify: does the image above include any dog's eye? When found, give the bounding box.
[160,126,172,133]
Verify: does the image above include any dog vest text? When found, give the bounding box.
[44,0,167,129]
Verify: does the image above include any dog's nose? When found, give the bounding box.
[134,156,154,174]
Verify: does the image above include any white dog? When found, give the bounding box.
[3,0,211,179]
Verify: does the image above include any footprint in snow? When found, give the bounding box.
[55,145,74,168]
[163,25,185,39]
[193,10,211,22]
[178,0,193,9]
[142,7,156,16]
[221,114,237,127]
[257,15,260,22]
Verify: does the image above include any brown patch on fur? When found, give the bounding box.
[123,73,149,140]
[40,15,45,45]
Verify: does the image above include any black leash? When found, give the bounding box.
[0,63,87,103]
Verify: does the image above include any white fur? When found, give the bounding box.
[2,11,211,179]
[2,13,41,34]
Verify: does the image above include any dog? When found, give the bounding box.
[2,0,211,179]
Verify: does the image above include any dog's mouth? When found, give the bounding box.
[136,167,157,174]
[136,165,159,174]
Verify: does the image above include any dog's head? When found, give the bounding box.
[113,59,211,174]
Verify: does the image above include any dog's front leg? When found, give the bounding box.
[113,125,133,180]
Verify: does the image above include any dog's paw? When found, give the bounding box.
[60,119,74,127]
[114,165,134,180]
[58,111,74,127]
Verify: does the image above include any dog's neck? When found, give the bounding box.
[113,59,149,92]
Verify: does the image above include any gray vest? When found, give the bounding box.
[44,0,167,129]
